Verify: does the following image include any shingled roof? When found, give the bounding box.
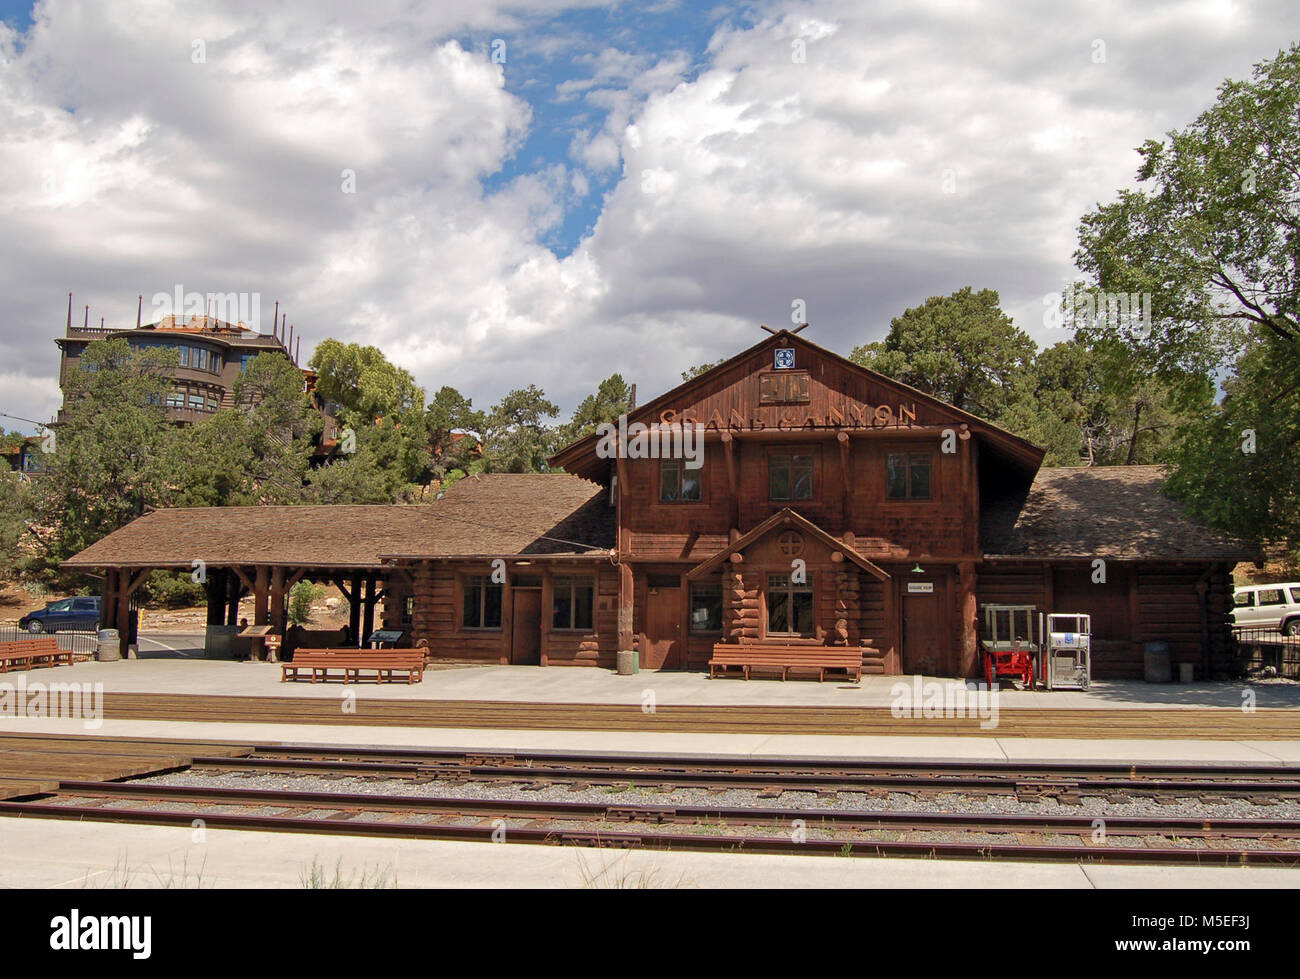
[980,465,1259,562]
[62,474,614,570]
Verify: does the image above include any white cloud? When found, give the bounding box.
[0,0,1296,434]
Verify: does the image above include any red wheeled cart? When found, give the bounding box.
[979,604,1041,689]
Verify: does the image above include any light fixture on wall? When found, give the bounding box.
[911,563,925,574]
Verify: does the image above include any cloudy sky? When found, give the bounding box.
[0,0,1295,433]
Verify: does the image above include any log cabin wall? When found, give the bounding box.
[408,561,618,668]
[977,559,1236,680]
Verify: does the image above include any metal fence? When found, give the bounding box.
[0,624,99,659]
[1231,625,1300,679]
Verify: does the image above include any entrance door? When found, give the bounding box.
[902,590,942,675]
[511,589,541,665]
[643,585,682,670]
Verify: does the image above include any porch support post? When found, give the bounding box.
[116,568,131,658]
[348,572,362,647]
[252,565,270,661]
[958,561,979,678]
[205,569,226,626]
[361,575,377,647]
[268,566,287,661]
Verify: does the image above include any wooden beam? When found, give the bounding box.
[838,430,852,529]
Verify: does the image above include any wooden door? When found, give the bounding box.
[643,586,682,670]
[511,589,541,665]
[902,590,942,675]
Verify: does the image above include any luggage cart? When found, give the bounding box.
[1044,613,1091,690]
[979,604,1041,689]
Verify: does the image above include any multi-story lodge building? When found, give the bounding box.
[55,307,342,448]
[66,328,1255,677]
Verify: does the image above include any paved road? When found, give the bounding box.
[135,632,205,658]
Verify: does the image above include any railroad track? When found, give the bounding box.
[4,777,1300,866]
[189,744,1300,802]
[4,735,1300,865]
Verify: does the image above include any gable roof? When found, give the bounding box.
[548,328,1045,483]
[686,507,890,581]
[62,474,614,571]
[980,465,1259,562]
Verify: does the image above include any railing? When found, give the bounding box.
[0,624,99,658]
[1231,625,1300,678]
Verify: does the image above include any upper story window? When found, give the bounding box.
[769,452,813,501]
[886,452,932,500]
[462,575,502,629]
[553,575,595,630]
[659,459,701,503]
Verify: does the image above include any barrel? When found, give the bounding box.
[1143,641,1171,682]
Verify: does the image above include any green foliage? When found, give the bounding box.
[308,339,425,424]
[1163,337,1300,544]
[29,339,176,584]
[480,385,559,473]
[1075,45,1300,545]
[426,385,485,482]
[560,374,633,444]
[0,474,34,584]
[288,580,325,626]
[139,569,205,608]
[681,360,724,381]
[850,287,1036,419]
[1075,43,1300,371]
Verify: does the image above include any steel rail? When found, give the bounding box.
[189,754,1300,797]
[38,779,1300,839]
[2,795,1297,866]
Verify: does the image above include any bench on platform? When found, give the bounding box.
[0,637,74,673]
[708,642,862,682]
[281,648,425,684]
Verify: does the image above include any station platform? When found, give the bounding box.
[6,654,1300,709]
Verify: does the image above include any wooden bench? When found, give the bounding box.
[709,642,862,682]
[0,638,74,673]
[281,648,425,684]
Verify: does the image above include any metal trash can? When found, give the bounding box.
[616,649,637,675]
[1143,641,1171,682]
[96,628,121,662]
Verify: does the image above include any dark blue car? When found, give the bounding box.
[19,596,101,633]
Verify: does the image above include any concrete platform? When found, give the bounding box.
[3,814,1297,889]
[6,654,1300,709]
[3,715,1299,766]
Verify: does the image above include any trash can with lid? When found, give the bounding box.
[96,629,121,662]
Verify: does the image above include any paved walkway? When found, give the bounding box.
[2,814,1296,889]
[8,655,1300,708]
[3,715,1300,765]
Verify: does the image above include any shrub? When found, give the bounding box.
[289,581,325,626]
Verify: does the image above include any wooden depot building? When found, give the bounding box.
[66,328,1256,679]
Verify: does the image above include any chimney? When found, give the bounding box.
[66,292,72,331]
[288,323,294,357]
[273,300,279,339]
[136,294,142,329]
[295,336,301,365]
